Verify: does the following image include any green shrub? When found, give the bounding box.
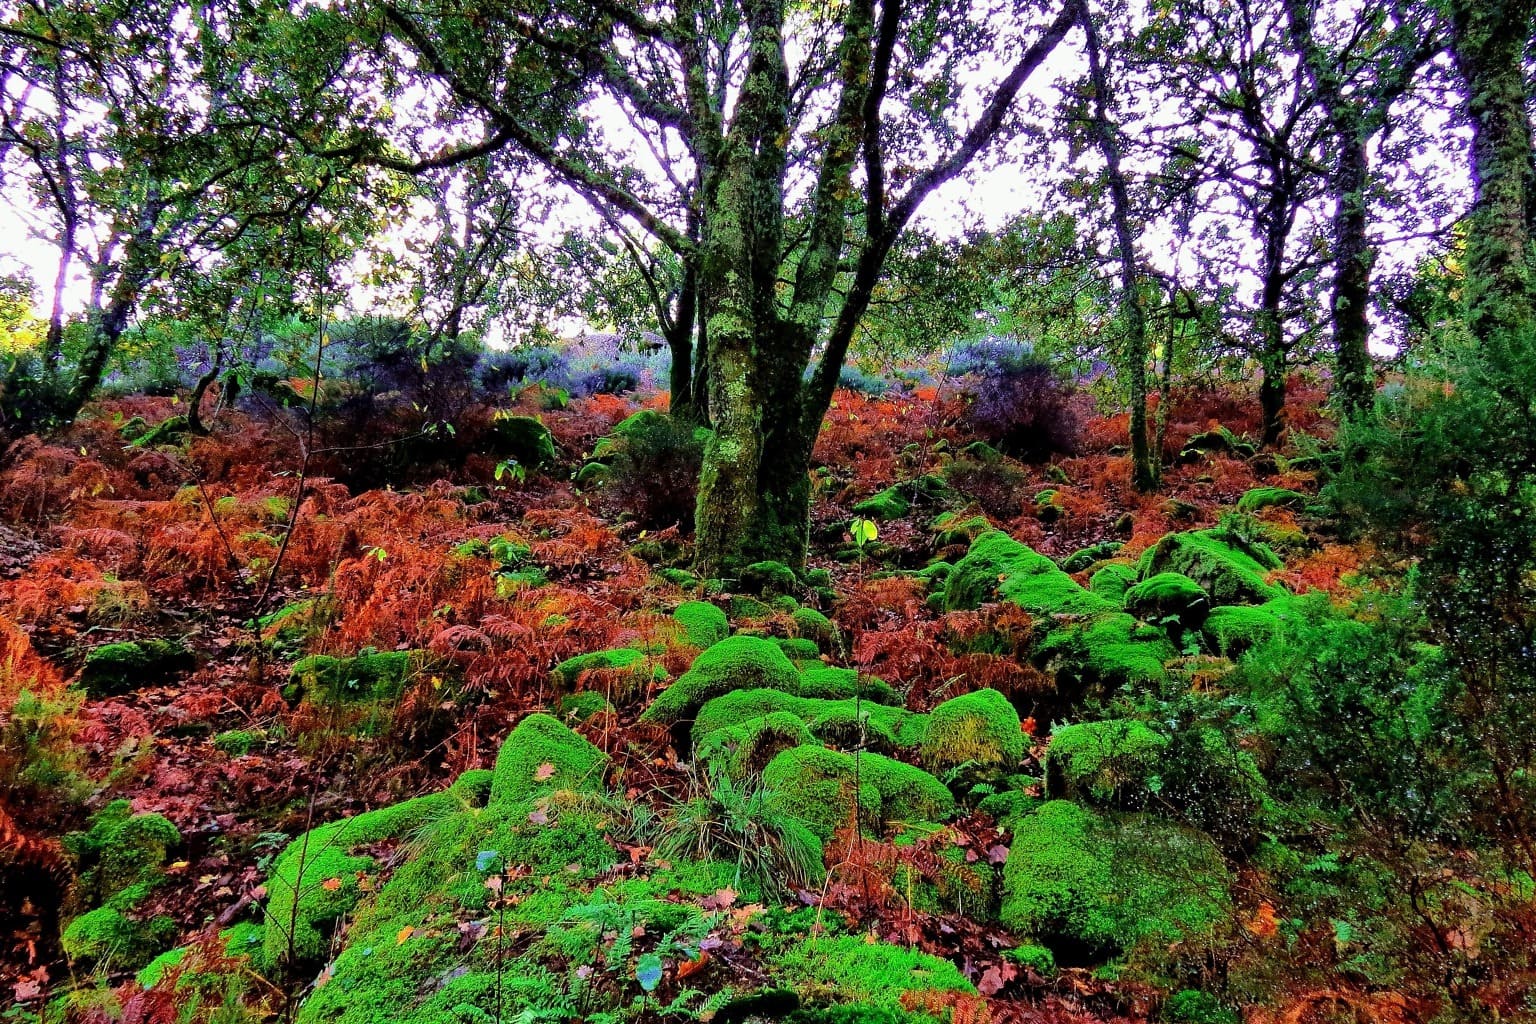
[920,688,1024,773]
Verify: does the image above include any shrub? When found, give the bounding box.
[594,410,706,531]
[959,355,1085,462]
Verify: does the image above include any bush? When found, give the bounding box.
[595,410,706,531]
[958,353,1085,462]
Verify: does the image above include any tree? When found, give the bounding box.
[1282,0,1444,418]
[362,0,1080,573]
[0,0,387,430]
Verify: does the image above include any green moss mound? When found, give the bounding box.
[1202,595,1307,656]
[1044,719,1168,807]
[1089,562,1140,602]
[1061,541,1125,574]
[60,886,177,971]
[741,560,799,596]
[549,647,664,691]
[920,688,1024,773]
[799,665,898,704]
[772,933,975,1007]
[853,474,953,522]
[944,531,1115,616]
[286,649,420,704]
[1000,801,1231,961]
[763,746,954,840]
[490,712,609,806]
[931,512,992,548]
[674,600,730,648]
[639,635,804,727]
[1035,612,1175,689]
[791,607,841,654]
[695,711,819,781]
[694,689,928,758]
[64,800,181,903]
[77,638,195,697]
[1235,487,1306,513]
[486,412,557,469]
[1124,572,1211,627]
[1137,528,1285,606]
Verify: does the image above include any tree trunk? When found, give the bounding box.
[1330,125,1374,416]
[1081,1,1155,492]
[1449,0,1536,341]
[1257,303,1287,447]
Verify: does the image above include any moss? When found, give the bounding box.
[1138,528,1285,606]
[776,636,823,665]
[1203,594,1315,658]
[1089,562,1139,602]
[791,607,841,654]
[134,943,189,988]
[1125,572,1211,628]
[799,665,897,704]
[286,649,419,705]
[486,413,557,469]
[771,933,974,1007]
[853,488,909,521]
[549,647,663,691]
[65,800,181,903]
[490,713,609,807]
[60,890,177,971]
[920,688,1024,773]
[695,711,818,781]
[674,600,730,647]
[763,746,954,841]
[944,531,1115,616]
[554,690,612,724]
[1044,720,1168,807]
[999,801,1231,960]
[212,728,261,755]
[741,560,799,596]
[931,512,992,548]
[1004,943,1056,975]
[1061,541,1125,574]
[1235,487,1306,514]
[695,689,928,757]
[729,594,776,620]
[129,414,190,448]
[77,638,195,697]
[1035,612,1175,689]
[1178,426,1256,461]
[658,566,702,588]
[639,635,803,727]
[1163,989,1241,1024]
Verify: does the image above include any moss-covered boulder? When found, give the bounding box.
[639,635,804,727]
[920,688,1024,773]
[490,713,609,806]
[931,512,993,549]
[286,649,420,704]
[1088,562,1139,603]
[771,933,975,1008]
[128,414,190,448]
[77,638,195,697]
[674,600,729,648]
[1124,572,1211,628]
[694,711,818,781]
[1034,612,1175,689]
[485,412,557,469]
[694,689,928,758]
[944,531,1115,616]
[999,801,1231,960]
[1202,595,1306,656]
[1178,426,1256,462]
[549,647,664,693]
[1137,528,1285,606]
[853,474,953,522]
[740,560,799,596]
[1236,487,1306,513]
[1061,541,1125,574]
[60,884,178,972]
[64,799,181,903]
[790,607,841,654]
[1044,719,1168,807]
[763,746,954,841]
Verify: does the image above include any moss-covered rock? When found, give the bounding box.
[128,414,190,448]
[64,800,181,903]
[1035,612,1175,689]
[771,933,975,1007]
[60,885,177,972]
[554,690,613,724]
[763,746,954,840]
[674,600,730,647]
[1061,541,1125,574]
[741,560,799,596]
[791,607,841,654]
[1202,595,1306,656]
[77,638,195,697]
[1124,572,1211,628]
[999,801,1231,960]
[920,688,1024,773]
[549,647,664,693]
[286,649,420,704]
[695,711,818,781]
[485,412,557,469]
[1235,487,1306,514]
[1178,426,1256,462]
[853,474,953,522]
[694,689,928,757]
[639,635,803,727]
[931,512,992,549]
[799,665,898,704]
[213,729,263,756]
[490,713,609,806]
[1044,719,1168,807]
[944,531,1115,616]
[1137,528,1285,606]
[1088,562,1139,603]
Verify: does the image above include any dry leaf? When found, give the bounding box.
[396,925,415,945]
[321,877,342,891]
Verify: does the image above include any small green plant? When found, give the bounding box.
[656,772,824,898]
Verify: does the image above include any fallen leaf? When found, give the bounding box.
[701,887,737,911]
[533,762,557,781]
[677,951,710,979]
[396,925,415,945]
[1246,901,1280,938]
[321,877,342,891]
[987,844,1010,865]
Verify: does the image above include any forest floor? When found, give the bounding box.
[0,377,1375,1023]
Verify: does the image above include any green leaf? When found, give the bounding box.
[635,953,663,993]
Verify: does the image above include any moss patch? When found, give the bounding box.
[1137,528,1285,606]
[490,713,609,806]
[763,746,954,840]
[920,688,1024,773]
[77,638,195,697]
[1044,719,1168,807]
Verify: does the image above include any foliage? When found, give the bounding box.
[957,354,1087,462]
[657,774,824,897]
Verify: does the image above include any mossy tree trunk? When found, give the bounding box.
[1449,0,1536,342]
